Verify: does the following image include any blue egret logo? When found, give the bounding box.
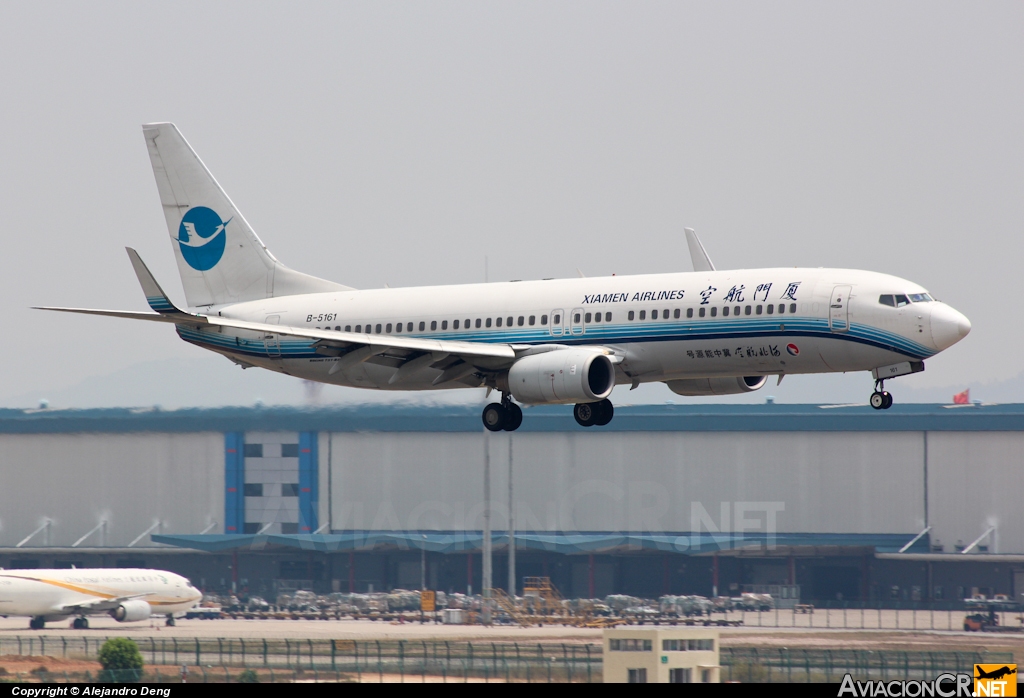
[177,206,230,271]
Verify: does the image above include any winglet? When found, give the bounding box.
[684,228,716,272]
[126,248,184,314]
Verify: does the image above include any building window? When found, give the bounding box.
[686,639,714,651]
[670,668,692,683]
[244,483,263,497]
[702,668,712,683]
[244,444,263,458]
[281,444,299,457]
[281,523,299,534]
[243,523,261,534]
[610,639,652,652]
[282,483,299,497]
[628,669,648,684]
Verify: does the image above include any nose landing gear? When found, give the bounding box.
[870,381,893,410]
[481,394,523,432]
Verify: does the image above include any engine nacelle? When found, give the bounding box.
[111,599,152,623]
[506,349,615,404]
[665,375,769,396]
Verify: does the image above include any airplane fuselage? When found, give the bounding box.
[184,267,968,394]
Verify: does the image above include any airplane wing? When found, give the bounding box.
[35,248,526,385]
[60,592,154,615]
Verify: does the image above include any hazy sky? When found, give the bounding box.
[1,2,1021,408]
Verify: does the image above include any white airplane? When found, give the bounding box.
[0,568,202,629]
[38,123,971,429]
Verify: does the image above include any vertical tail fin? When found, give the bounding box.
[142,123,350,308]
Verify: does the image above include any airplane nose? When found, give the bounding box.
[929,303,971,351]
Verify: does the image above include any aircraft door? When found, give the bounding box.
[570,308,585,336]
[549,309,564,337]
[264,315,282,357]
[829,286,852,333]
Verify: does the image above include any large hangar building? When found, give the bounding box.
[0,403,1021,604]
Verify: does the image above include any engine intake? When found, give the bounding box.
[111,599,152,623]
[507,349,615,404]
[665,375,768,396]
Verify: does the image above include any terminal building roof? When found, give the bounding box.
[0,402,1022,434]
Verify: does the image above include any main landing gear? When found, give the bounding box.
[574,399,614,427]
[72,617,89,629]
[482,394,523,432]
[29,616,45,630]
[870,380,893,410]
[166,614,176,627]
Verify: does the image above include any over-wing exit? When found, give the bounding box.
[37,124,971,430]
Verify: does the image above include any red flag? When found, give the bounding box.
[953,389,970,405]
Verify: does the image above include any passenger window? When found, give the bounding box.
[574,313,581,323]
[419,321,425,331]
[335,326,340,331]
[734,306,740,316]
[386,323,392,333]
[698,308,705,318]
[756,305,763,315]
[518,316,524,326]
[663,309,669,319]
[529,315,535,325]
[789,304,796,313]
[878,295,895,307]
[496,317,502,327]
[486,318,492,327]
[408,322,414,332]
[745,306,751,315]
[464,319,470,329]
[605,312,612,322]
[639,310,646,320]
[476,318,482,328]
[895,295,910,307]
[723,307,730,316]
[355,325,361,333]
[585,312,592,323]
[628,310,635,321]
[778,304,785,314]
[395,323,402,332]
[687,308,693,318]
[674,308,680,319]
[375,323,382,333]
[441,320,448,330]
[453,319,459,330]
[652,309,658,320]
[345,325,351,332]
[430,321,437,330]
[767,304,774,314]
[710,307,718,317]
[592,313,600,323]
[507,316,513,326]
[553,314,560,324]
[541,315,548,325]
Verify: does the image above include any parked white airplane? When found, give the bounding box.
[0,568,202,629]
[38,123,971,429]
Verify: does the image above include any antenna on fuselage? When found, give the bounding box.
[685,228,716,272]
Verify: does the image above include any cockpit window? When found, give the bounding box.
[894,294,910,307]
[879,295,895,307]
[908,293,933,303]
[880,294,911,307]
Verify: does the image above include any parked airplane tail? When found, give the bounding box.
[142,123,350,308]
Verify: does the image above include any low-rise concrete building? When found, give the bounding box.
[603,626,720,683]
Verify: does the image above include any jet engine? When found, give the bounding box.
[505,349,615,404]
[111,599,152,622]
[665,375,768,396]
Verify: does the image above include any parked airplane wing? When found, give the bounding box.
[61,592,154,615]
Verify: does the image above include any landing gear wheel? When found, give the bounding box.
[882,391,893,409]
[870,391,886,410]
[503,403,523,431]
[166,615,176,627]
[574,402,599,427]
[482,403,506,431]
[594,399,614,426]
[29,617,44,630]
[72,617,89,629]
